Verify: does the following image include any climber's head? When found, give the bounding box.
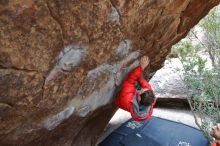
[139,89,155,106]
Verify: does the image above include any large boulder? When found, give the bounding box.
[150,58,188,107]
[0,0,219,145]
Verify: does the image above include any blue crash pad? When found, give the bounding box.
[99,117,209,146]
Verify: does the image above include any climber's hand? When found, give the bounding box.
[210,123,220,143]
[140,56,150,70]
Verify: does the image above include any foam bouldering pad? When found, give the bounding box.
[98,117,209,146]
[120,132,161,146]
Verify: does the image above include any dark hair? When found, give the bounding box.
[140,90,155,106]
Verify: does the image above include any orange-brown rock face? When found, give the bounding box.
[0,0,219,145]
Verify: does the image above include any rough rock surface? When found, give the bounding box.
[0,0,219,146]
[150,58,187,98]
[150,58,188,107]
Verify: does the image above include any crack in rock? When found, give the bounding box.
[107,7,120,24]
[109,0,122,19]
[44,0,65,47]
[0,102,12,109]
[0,65,38,73]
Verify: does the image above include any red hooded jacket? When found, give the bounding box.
[115,66,156,121]
[212,142,220,146]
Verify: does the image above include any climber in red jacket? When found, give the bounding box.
[115,56,156,121]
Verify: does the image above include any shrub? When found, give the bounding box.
[171,5,220,141]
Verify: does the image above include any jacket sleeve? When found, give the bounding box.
[114,66,144,111]
[115,66,155,115]
[126,66,152,90]
[138,75,152,90]
[124,66,145,84]
[115,92,134,111]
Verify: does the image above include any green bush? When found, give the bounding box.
[172,5,220,141]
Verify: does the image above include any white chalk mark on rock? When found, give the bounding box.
[67,51,140,117]
[41,106,75,130]
[45,44,86,83]
[57,45,85,71]
[107,7,120,24]
[116,39,132,57]
[76,105,92,117]
[87,64,114,79]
